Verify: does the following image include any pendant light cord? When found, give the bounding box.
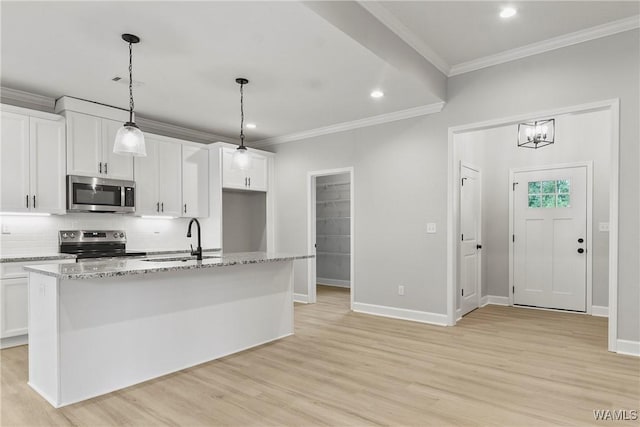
[128,41,134,123]
[239,81,245,148]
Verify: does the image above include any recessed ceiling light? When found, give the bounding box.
[500,7,517,18]
[370,90,384,98]
[246,123,257,129]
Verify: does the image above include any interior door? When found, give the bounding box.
[513,166,587,311]
[459,165,481,317]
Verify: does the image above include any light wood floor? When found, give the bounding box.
[1,285,638,426]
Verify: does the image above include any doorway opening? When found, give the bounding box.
[448,99,619,352]
[307,168,354,308]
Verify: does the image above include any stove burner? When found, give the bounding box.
[59,230,146,261]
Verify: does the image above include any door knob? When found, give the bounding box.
[476,244,482,250]
[578,238,584,243]
[577,248,585,254]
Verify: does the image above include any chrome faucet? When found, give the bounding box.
[186,218,202,261]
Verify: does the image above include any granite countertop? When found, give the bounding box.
[0,253,77,263]
[24,252,313,280]
[0,248,221,263]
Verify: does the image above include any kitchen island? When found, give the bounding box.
[24,252,311,408]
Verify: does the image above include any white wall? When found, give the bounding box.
[222,190,266,253]
[457,109,611,307]
[272,30,639,342]
[0,213,221,255]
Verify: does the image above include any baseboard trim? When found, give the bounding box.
[616,339,640,357]
[293,293,309,304]
[353,302,448,326]
[481,295,509,306]
[0,334,28,349]
[317,278,350,288]
[591,305,609,317]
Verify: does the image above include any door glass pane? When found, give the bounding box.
[541,181,556,193]
[557,179,570,193]
[557,194,570,207]
[542,194,556,208]
[528,181,541,194]
[528,195,541,208]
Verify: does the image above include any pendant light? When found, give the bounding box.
[113,34,146,157]
[517,118,555,149]
[232,77,251,171]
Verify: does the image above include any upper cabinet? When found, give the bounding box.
[134,135,182,217]
[0,108,66,214]
[221,148,268,192]
[182,145,209,218]
[65,111,133,180]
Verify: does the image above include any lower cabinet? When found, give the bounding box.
[0,277,28,339]
[0,259,75,348]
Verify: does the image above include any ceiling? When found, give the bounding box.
[1,1,638,144]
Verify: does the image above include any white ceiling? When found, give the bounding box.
[1,1,638,144]
[1,1,437,142]
[375,1,639,70]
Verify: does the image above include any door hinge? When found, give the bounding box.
[512,234,515,242]
[461,177,467,186]
[512,286,515,293]
[461,234,464,241]
[512,182,518,191]
[461,289,464,296]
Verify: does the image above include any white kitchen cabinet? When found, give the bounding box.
[0,258,75,349]
[0,277,28,339]
[66,111,133,180]
[182,145,209,217]
[134,135,182,216]
[0,110,65,214]
[222,148,268,192]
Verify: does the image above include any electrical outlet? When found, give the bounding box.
[398,285,405,296]
[427,223,437,233]
[599,222,610,232]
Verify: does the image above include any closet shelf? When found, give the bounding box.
[316,216,350,221]
[317,181,350,188]
[317,234,350,238]
[317,251,350,256]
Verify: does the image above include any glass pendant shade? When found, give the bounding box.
[113,123,146,156]
[232,146,251,171]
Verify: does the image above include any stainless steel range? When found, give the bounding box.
[59,230,147,260]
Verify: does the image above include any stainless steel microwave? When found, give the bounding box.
[67,175,135,213]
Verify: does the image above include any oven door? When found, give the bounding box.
[67,175,135,213]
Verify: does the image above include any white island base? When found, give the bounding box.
[28,261,294,408]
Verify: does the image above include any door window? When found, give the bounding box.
[528,179,570,208]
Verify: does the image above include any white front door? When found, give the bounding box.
[459,165,481,317]
[513,166,587,311]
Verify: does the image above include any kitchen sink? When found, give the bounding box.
[142,255,222,262]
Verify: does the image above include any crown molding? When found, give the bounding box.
[449,15,640,77]
[251,102,445,148]
[135,116,237,145]
[357,1,450,75]
[0,86,55,111]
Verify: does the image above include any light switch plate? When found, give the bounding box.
[427,223,437,234]
[599,222,610,232]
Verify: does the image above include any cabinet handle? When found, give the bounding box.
[26,195,29,208]
[33,195,36,209]
[156,202,159,212]
[244,177,247,187]
[99,162,102,174]
[248,177,251,187]
[184,204,187,214]
[104,163,108,174]
[161,202,164,212]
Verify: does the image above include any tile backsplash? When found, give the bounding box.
[0,213,220,256]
